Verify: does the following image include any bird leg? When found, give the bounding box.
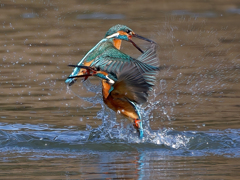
[133,119,143,139]
[133,119,141,129]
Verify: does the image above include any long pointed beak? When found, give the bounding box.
[67,65,96,82]
[68,65,94,70]
[132,33,156,44]
[68,74,92,78]
[68,74,92,82]
[130,33,156,54]
[129,39,144,54]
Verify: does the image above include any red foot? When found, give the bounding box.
[133,119,141,129]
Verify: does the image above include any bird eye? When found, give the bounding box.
[126,29,132,34]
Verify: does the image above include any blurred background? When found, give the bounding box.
[0,0,239,179]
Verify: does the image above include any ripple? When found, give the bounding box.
[76,13,125,20]
[0,123,239,158]
[226,8,240,14]
[21,13,39,19]
[171,10,217,18]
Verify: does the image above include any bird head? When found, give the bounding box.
[105,24,155,53]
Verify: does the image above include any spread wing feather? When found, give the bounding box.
[109,44,160,104]
[91,44,159,75]
[111,64,153,104]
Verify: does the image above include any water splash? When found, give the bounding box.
[62,78,240,158]
[2,64,234,158]
[65,78,184,146]
[0,123,239,158]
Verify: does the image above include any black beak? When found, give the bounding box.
[68,74,92,78]
[130,34,156,54]
[129,39,144,54]
[67,65,97,81]
[132,33,156,44]
[68,65,95,70]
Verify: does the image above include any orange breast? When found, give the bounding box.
[113,39,122,50]
[103,95,139,121]
[102,80,112,99]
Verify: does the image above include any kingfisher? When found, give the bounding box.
[65,25,159,138]
[68,44,158,138]
[65,24,157,86]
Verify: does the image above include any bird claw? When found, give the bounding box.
[133,119,143,139]
[133,119,141,128]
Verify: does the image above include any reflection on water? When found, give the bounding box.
[1,123,239,179]
[0,0,240,179]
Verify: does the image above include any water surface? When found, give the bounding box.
[0,0,240,179]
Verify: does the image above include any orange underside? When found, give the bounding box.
[102,81,139,121]
[103,95,139,121]
[102,80,112,99]
[113,39,122,50]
